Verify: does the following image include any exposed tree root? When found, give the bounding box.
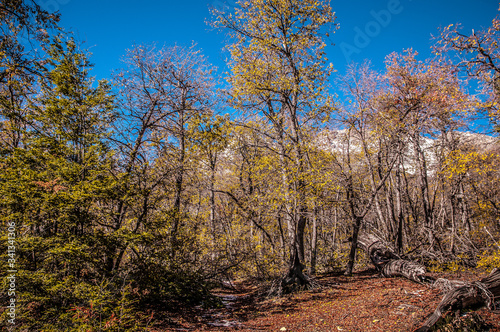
[267,273,320,298]
[267,248,320,297]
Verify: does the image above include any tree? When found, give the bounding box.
[212,0,336,292]
[0,35,117,329]
[436,9,500,130]
[377,50,474,252]
[112,44,216,242]
[110,43,222,306]
[0,0,59,150]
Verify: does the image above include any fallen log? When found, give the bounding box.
[416,268,500,332]
[357,233,433,284]
[354,232,499,331]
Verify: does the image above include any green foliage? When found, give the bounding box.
[129,260,221,309]
[0,35,125,329]
[1,270,146,331]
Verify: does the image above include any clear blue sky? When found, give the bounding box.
[47,0,498,84]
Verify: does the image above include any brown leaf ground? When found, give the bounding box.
[151,269,500,332]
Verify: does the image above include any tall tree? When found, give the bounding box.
[0,35,116,329]
[0,0,59,150]
[212,0,336,292]
[109,44,221,300]
[436,9,500,130]
[378,50,474,251]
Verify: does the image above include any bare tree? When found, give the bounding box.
[105,44,216,272]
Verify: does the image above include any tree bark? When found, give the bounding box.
[280,246,312,294]
[356,232,434,284]
[171,114,186,237]
[355,232,500,332]
[309,207,318,275]
[416,268,500,332]
[345,216,363,276]
[394,162,405,255]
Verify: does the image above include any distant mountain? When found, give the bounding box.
[314,129,499,175]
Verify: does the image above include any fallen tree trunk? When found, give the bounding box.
[357,233,434,283]
[355,232,499,331]
[416,268,500,332]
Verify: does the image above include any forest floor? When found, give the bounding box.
[152,268,500,332]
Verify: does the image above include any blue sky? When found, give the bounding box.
[45,0,498,83]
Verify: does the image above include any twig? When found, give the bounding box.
[484,226,500,250]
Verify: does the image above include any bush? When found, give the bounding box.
[0,269,151,331]
[129,259,221,309]
[477,249,500,272]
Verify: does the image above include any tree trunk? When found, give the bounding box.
[394,161,404,255]
[355,232,500,332]
[210,164,216,239]
[172,126,185,236]
[416,268,500,332]
[356,232,432,283]
[345,216,363,276]
[414,134,433,229]
[280,246,312,294]
[296,206,307,264]
[309,207,318,275]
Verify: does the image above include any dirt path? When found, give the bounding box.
[202,280,258,330]
[153,269,500,332]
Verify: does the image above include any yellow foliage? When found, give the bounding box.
[477,249,500,272]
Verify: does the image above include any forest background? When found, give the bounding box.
[1,0,500,330]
